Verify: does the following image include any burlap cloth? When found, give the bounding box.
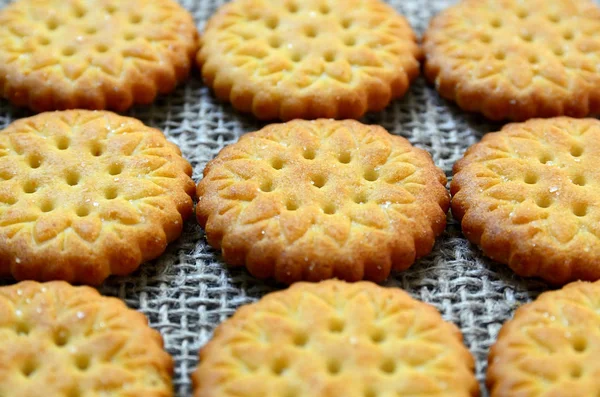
[4,0,591,395]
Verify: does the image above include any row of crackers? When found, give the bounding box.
[0,0,599,396]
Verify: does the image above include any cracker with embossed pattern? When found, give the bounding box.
[488,280,600,397]
[192,279,479,397]
[0,280,174,396]
[452,117,600,285]
[423,0,600,121]
[198,0,421,121]
[0,110,195,285]
[0,0,198,112]
[196,119,449,284]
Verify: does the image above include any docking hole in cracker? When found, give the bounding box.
[198,0,421,121]
[196,119,449,284]
[423,0,600,121]
[488,280,600,397]
[192,280,479,397]
[0,281,174,396]
[0,110,195,285]
[452,117,600,285]
[0,0,198,112]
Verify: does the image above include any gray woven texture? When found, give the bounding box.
[2,0,588,395]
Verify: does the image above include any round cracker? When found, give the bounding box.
[0,110,195,285]
[488,280,600,396]
[423,0,600,121]
[452,117,600,284]
[192,280,478,397]
[0,281,173,396]
[198,0,421,120]
[197,119,449,284]
[0,0,198,112]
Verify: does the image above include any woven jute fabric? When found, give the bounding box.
[1,0,591,395]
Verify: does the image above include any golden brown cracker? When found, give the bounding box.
[0,0,198,112]
[423,0,600,121]
[452,117,600,285]
[197,119,449,284]
[0,110,195,285]
[0,280,173,396]
[488,280,600,397]
[192,279,479,397]
[198,0,421,120]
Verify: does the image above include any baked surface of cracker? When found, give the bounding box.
[0,110,195,285]
[198,0,421,120]
[423,0,600,121]
[0,0,198,112]
[0,281,173,397]
[452,117,600,285]
[488,280,600,397]
[192,280,479,397]
[197,119,449,284]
